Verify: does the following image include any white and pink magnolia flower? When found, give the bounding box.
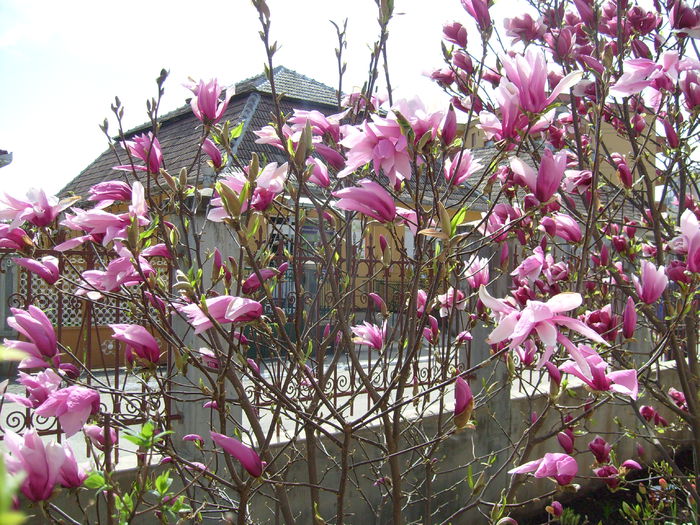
[351,321,386,350]
[338,116,411,187]
[560,343,638,399]
[438,287,467,317]
[3,430,65,502]
[633,260,668,304]
[35,386,100,437]
[479,286,608,365]
[509,452,578,486]
[0,189,76,228]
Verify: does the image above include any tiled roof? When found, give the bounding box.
[236,66,339,108]
[60,67,339,197]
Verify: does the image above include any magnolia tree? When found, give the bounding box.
[1,0,700,523]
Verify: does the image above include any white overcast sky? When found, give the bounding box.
[0,0,526,196]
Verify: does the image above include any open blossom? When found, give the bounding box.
[0,224,32,250]
[670,209,700,272]
[332,179,397,223]
[176,296,262,334]
[186,78,232,124]
[480,286,608,366]
[5,306,58,369]
[109,324,161,364]
[511,246,546,282]
[0,189,76,228]
[35,386,100,437]
[501,48,582,114]
[633,260,668,304]
[115,132,163,174]
[510,149,567,203]
[509,452,578,485]
[445,151,482,186]
[438,287,466,317]
[14,255,59,284]
[464,256,489,289]
[338,116,411,187]
[3,369,62,409]
[211,432,264,477]
[251,162,288,211]
[560,343,638,399]
[454,376,474,428]
[351,321,386,349]
[504,13,546,43]
[3,430,65,502]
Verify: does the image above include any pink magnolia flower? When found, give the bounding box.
[445,151,482,186]
[88,181,132,206]
[210,432,264,477]
[622,297,637,339]
[504,13,546,43]
[633,261,668,304]
[461,0,491,32]
[0,189,76,228]
[176,296,262,334]
[306,157,331,188]
[83,424,117,451]
[251,162,288,211]
[288,108,347,143]
[35,386,100,437]
[3,369,62,409]
[588,436,612,464]
[443,21,467,47]
[415,289,429,317]
[332,179,397,223]
[549,213,582,243]
[186,79,232,125]
[202,138,223,169]
[183,434,204,445]
[338,116,411,187]
[560,343,638,399]
[464,256,489,289]
[351,321,386,349]
[58,443,87,489]
[557,431,574,454]
[5,306,58,369]
[681,70,700,110]
[115,132,163,174]
[480,286,608,365]
[640,405,668,426]
[501,48,582,114]
[109,324,161,364]
[454,376,474,428]
[509,452,578,485]
[510,246,546,283]
[510,149,567,202]
[423,315,440,344]
[3,430,65,502]
[437,287,466,317]
[242,268,279,294]
[670,209,700,272]
[593,464,620,489]
[0,224,32,250]
[13,255,59,284]
[668,387,688,411]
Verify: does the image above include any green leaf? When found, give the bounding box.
[450,207,467,237]
[155,471,172,496]
[230,121,244,140]
[83,472,106,490]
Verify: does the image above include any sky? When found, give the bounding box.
[0,0,525,197]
